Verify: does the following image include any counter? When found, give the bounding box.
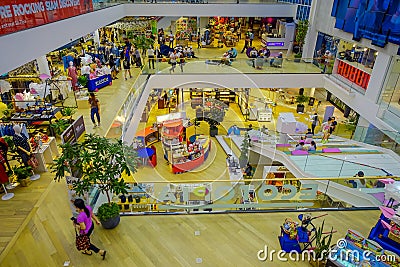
[171,135,211,174]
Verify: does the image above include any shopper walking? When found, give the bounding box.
[147,46,155,69]
[241,35,250,53]
[73,199,107,260]
[88,93,101,128]
[311,112,319,135]
[134,48,142,68]
[178,52,185,72]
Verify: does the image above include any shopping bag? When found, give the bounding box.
[75,234,90,251]
[27,156,39,169]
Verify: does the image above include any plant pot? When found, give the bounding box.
[294,58,301,63]
[19,178,32,187]
[296,104,305,113]
[209,127,218,137]
[100,214,120,229]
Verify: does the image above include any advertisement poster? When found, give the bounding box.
[0,0,93,36]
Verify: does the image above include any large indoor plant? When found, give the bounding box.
[295,94,309,113]
[310,220,334,267]
[13,165,33,187]
[239,132,251,168]
[52,134,138,229]
[294,20,310,62]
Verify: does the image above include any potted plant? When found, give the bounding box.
[310,220,334,267]
[61,107,77,123]
[294,20,310,62]
[77,75,88,88]
[52,134,138,229]
[295,94,309,113]
[50,119,71,136]
[13,165,33,187]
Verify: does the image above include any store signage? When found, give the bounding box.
[0,0,93,36]
[61,124,76,144]
[267,42,284,47]
[335,59,371,90]
[158,183,318,204]
[95,77,110,87]
[72,115,85,142]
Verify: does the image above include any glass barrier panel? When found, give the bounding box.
[141,57,326,75]
[87,176,400,215]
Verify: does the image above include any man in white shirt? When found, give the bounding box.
[169,50,178,73]
[147,47,155,69]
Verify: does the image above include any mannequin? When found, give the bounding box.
[13,125,32,167]
[67,61,78,91]
[0,137,10,171]
[0,153,13,200]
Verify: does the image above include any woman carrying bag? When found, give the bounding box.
[73,199,107,260]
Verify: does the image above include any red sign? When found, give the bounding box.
[336,59,371,90]
[0,0,93,36]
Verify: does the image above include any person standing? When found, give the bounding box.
[168,31,174,48]
[169,50,178,73]
[88,93,101,128]
[121,47,132,80]
[311,112,319,135]
[73,199,106,259]
[134,48,142,68]
[147,46,155,69]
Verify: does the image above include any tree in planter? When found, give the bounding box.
[295,94,309,113]
[132,34,155,56]
[294,20,310,61]
[52,134,138,229]
[204,98,226,137]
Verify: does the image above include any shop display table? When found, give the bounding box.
[33,137,59,172]
[11,108,61,136]
[87,74,112,92]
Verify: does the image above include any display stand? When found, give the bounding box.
[30,174,40,181]
[1,184,14,201]
[87,74,112,92]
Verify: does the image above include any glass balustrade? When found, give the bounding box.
[141,57,325,75]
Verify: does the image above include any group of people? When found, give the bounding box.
[121,39,143,80]
[294,128,317,152]
[321,116,337,143]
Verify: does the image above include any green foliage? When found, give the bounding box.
[3,136,15,151]
[296,94,309,105]
[294,53,302,58]
[61,107,77,117]
[13,165,33,180]
[50,119,71,135]
[97,202,120,222]
[295,20,310,54]
[132,34,155,50]
[313,220,334,260]
[51,134,138,205]
[77,75,88,87]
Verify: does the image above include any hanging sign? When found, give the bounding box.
[335,59,371,90]
[0,0,93,36]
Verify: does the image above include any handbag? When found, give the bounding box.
[75,228,90,251]
[27,155,39,169]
